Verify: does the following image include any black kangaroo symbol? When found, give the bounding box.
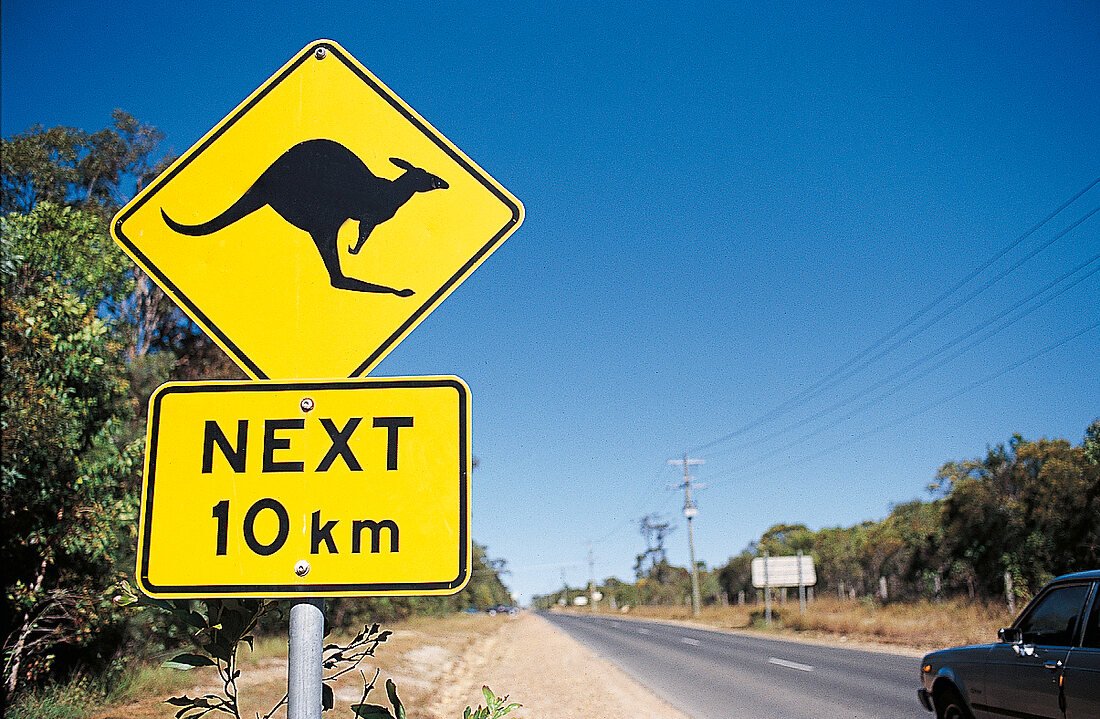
[160,139,449,296]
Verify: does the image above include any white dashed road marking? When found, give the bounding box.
[768,657,814,672]
[681,637,701,646]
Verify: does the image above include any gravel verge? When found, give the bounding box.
[425,612,691,719]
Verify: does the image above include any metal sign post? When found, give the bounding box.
[797,549,806,616]
[764,551,772,627]
[288,599,325,719]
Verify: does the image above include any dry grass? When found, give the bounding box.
[89,612,507,719]
[784,597,1016,648]
[610,597,1016,653]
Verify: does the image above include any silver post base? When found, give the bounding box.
[288,598,325,719]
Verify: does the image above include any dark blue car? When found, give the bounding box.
[918,570,1100,718]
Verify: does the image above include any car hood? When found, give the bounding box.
[923,643,998,662]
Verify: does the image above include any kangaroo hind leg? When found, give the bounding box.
[310,230,415,297]
[348,221,374,255]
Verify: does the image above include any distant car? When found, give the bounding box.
[487,604,518,616]
[918,570,1100,719]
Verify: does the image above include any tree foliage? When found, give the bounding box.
[719,423,1100,604]
[1,110,165,222]
[548,422,1100,611]
[327,543,514,628]
[1,111,243,382]
[2,203,141,695]
[937,429,1100,597]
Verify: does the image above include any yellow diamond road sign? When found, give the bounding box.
[137,378,470,598]
[112,40,522,379]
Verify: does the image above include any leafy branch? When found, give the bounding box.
[114,580,520,718]
[464,687,522,719]
[115,580,269,719]
[349,679,518,719]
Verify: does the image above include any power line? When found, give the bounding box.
[699,203,1097,466]
[584,181,1099,589]
[702,247,1100,479]
[789,205,1099,405]
[755,318,1100,480]
[591,458,685,544]
[689,177,1100,455]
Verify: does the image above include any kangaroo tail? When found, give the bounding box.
[161,186,267,236]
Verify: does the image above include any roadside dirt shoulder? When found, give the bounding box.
[425,612,691,719]
[93,612,689,719]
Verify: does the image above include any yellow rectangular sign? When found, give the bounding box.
[137,378,470,598]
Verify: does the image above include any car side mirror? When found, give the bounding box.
[999,627,1036,656]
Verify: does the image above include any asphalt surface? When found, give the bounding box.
[538,611,923,719]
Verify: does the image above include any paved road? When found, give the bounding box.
[538,611,922,719]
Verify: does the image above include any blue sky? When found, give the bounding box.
[4,1,1098,604]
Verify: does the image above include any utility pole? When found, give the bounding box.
[669,454,705,617]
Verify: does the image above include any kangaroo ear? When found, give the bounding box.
[390,157,414,170]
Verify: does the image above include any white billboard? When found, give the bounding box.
[751,555,816,588]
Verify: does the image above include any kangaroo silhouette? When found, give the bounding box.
[160,139,449,296]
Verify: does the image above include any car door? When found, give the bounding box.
[1000,582,1091,719]
[982,640,1029,718]
[1065,581,1100,719]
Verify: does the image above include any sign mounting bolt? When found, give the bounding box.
[300,397,314,413]
[295,560,311,577]
[314,47,327,60]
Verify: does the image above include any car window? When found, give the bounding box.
[1082,585,1100,649]
[1017,584,1090,646]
